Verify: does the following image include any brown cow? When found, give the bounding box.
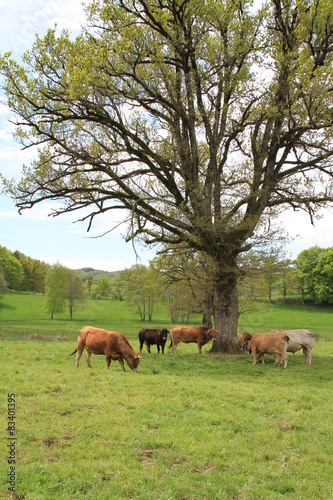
[269,329,315,365]
[237,332,252,352]
[247,332,290,368]
[70,326,141,371]
[138,328,169,354]
[169,326,217,354]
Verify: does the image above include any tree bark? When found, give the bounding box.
[210,260,240,353]
[202,311,213,328]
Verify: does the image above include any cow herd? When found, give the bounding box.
[238,329,315,367]
[70,325,315,371]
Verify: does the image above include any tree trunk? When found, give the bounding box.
[202,311,213,328]
[148,295,153,321]
[210,260,240,353]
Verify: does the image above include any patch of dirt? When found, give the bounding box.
[141,449,155,466]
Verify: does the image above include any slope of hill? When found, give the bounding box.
[75,268,121,283]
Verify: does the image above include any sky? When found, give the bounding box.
[0,0,333,272]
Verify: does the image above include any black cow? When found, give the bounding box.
[138,328,169,354]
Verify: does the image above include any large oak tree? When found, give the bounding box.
[1,0,333,350]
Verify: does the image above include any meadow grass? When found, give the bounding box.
[1,292,333,498]
[1,291,333,341]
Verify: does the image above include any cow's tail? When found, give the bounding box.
[69,348,77,356]
[168,332,173,349]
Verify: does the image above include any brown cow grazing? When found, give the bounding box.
[269,329,315,365]
[70,326,141,371]
[169,326,217,355]
[247,332,290,368]
[138,328,169,354]
[237,332,252,352]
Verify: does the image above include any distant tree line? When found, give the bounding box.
[0,246,47,293]
[1,244,333,323]
[114,245,333,324]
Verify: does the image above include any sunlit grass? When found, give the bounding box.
[1,292,333,498]
[1,338,333,499]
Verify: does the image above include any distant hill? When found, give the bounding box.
[75,268,121,283]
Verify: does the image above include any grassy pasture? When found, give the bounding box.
[1,292,333,498]
[1,291,333,341]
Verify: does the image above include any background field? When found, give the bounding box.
[1,291,333,341]
[1,293,333,499]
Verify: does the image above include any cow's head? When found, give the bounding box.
[128,354,141,372]
[246,340,252,354]
[207,328,217,341]
[159,328,169,342]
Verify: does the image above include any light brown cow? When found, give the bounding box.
[169,326,217,355]
[70,326,141,371]
[269,329,315,365]
[247,332,290,368]
[237,332,252,352]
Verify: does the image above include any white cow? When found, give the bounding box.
[270,329,315,365]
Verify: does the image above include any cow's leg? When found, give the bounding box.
[252,348,257,365]
[139,340,144,353]
[172,340,178,355]
[85,350,92,368]
[75,347,84,367]
[274,353,280,365]
[106,355,112,369]
[260,353,265,364]
[146,343,151,354]
[303,347,312,365]
[118,358,126,371]
[277,351,288,368]
[161,344,165,354]
[157,344,160,354]
[198,343,202,354]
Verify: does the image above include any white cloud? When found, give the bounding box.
[281,208,333,257]
[0,1,86,57]
[0,200,129,238]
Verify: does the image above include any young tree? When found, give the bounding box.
[279,259,298,302]
[155,248,214,326]
[261,254,282,303]
[93,277,112,299]
[45,264,67,319]
[296,246,323,302]
[2,0,333,350]
[118,265,148,321]
[118,264,161,321]
[312,247,333,304]
[66,269,85,319]
[86,273,94,296]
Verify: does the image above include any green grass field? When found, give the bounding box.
[1,292,333,498]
